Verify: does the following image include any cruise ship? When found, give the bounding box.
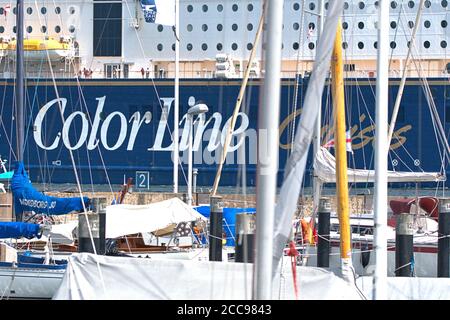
[0,0,449,189]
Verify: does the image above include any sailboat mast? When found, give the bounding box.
[330,20,352,280]
[254,0,283,300]
[312,0,325,218]
[15,0,24,161]
[374,0,389,300]
[173,0,180,194]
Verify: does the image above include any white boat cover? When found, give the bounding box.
[314,147,445,183]
[356,276,450,300]
[52,253,364,300]
[105,197,206,238]
[8,221,77,245]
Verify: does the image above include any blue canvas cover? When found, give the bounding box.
[0,222,42,239]
[194,206,256,246]
[11,162,90,216]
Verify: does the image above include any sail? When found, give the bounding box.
[272,1,346,275]
[11,161,90,216]
[139,0,175,26]
[0,222,42,239]
[314,147,445,183]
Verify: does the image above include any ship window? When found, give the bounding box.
[27,7,32,15]
[172,43,175,51]
[374,1,379,7]
[358,2,365,9]
[441,41,447,48]
[68,25,75,33]
[187,5,193,13]
[309,2,316,10]
[41,7,47,14]
[293,42,299,50]
[0,8,3,15]
[424,20,431,28]
[408,1,415,8]
[342,42,348,49]
[293,23,299,30]
[13,26,16,33]
[55,7,61,14]
[342,22,348,30]
[217,4,223,12]
[442,20,448,28]
[157,44,163,51]
[157,25,163,32]
[187,43,193,51]
[13,7,16,15]
[344,64,355,71]
[0,26,4,33]
[247,43,253,50]
[308,42,315,50]
[358,42,364,49]
[374,41,378,49]
[41,26,47,33]
[408,21,414,28]
[325,2,329,10]
[425,0,431,8]
[93,2,122,57]
[390,41,396,49]
[202,43,208,51]
[247,23,253,31]
[344,2,349,10]
[25,26,32,33]
[424,41,430,48]
[232,4,238,12]
[443,0,448,8]
[217,43,222,51]
[248,4,254,11]
[232,43,238,50]
[69,7,76,14]
[390,21,397,29]
[358,22,364,29]
[232,24,238,31]
[217,24,223,31]
[202,24,208,32]
[391,1,398,9]
[202,5,208,12]
[55,25,61,33]
[293,3,300,11]
[187,24,193,32]
[309,22,315,30]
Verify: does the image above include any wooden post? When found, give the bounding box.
[209,196,223,261]
[317,197,331,267]
[235,213,256,263]
[395,213,414,277]
[438,198,450,277]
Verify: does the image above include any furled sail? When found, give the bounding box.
[314,147,445,183]
[0,222,42,239]
[11,162,90,216]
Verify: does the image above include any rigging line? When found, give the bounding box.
[48,1,116,197]
[38,0,108,296]
[122,0,189,185]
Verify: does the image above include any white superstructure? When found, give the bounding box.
[0,0,449,78]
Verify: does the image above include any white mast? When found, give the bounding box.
[312,0,325,219]
[173,0,179,193]
[254,0,284,300]
[373,0,389,300]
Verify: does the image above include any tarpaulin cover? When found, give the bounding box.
[194,206,255,246]
[11,162,90,216]
[0,222,41,239]
[0,171,13,179]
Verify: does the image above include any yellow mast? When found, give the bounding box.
[330,20,352,276]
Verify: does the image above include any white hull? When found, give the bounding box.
[0,265,65,299]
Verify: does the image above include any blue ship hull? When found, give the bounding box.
[0,77,448,189]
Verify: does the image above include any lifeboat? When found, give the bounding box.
[5,37,74,61]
